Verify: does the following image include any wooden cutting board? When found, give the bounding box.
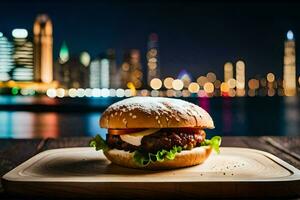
[2,147,300,198]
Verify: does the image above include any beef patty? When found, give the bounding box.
[106,128,206,153]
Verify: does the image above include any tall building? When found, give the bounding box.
[107,49,119,88]
[283,30,297,96]
[0,33,14,81]
[147,33,160,85]
[11,29,34,81]
[54,41,70,85]
[224,62,233,83]
[236,60,246,96]
[120,50,143,88]
[33,14,53,83]
[90,57,109,88]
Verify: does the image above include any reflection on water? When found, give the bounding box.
[284,97,300,136]
[0,97,299,138]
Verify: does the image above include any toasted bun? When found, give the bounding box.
[104,146,212,169]
[100,97,214,129]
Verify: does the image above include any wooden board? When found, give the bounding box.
[2,147,300,198]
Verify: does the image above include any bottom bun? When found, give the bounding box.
[104,146,212,170]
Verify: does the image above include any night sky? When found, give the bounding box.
[1,0,300,79]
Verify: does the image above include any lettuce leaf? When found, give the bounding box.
[133,146,182,167]
[90,134,222,166]
[90,135,109,152]
[201,136,222,154]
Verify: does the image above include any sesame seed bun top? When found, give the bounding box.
[100,97,214,129]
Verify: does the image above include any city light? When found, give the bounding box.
[0,15,299,98]
[224,62,233,83]
[80,51,91,67]
[68,88,77,98]
[287,30,294,40]
[91,88,101,97]
[203,82,214,93]
[150,78,162,90]
[101,88,110,97]
[77,88,85,97]
[56,88,65,98]
[116,88,125,97]
[267,73,275,82]
[59,41,69,64]
[163,77,174,89]
[206,72,216,83]
[12,29,28,38]
[197,76,208,87]
[220,82,229,93]
[188,82,200,93]
[172,79,184,90]
[46,88,56,98]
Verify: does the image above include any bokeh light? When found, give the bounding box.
[227,78,236,89]
[188,82,200,93]
[46,88,56,98]
[248,79,259,90]
[267,73,275,82]
[206,72,216,82]
[68,88,77,98]
[203,82,214,93]
[163,77,174,89]
[220,82,229,93]
[197,76,208,86]
[150,78,162,90]
[56,88,65,98]
[172,79,184,90]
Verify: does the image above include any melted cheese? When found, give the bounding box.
[120,128,160,146]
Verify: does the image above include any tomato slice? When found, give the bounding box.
[108,128,147,135]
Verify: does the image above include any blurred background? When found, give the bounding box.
[0,0,299,138]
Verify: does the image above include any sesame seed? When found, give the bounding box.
[132,115,137,119]
[155,116,159,120]
[129,113,132,116]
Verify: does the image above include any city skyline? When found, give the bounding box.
[1,0,300,78]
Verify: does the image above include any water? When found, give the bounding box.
[0,96,299,138]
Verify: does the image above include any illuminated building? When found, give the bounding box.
[120,50,143,88]
[147,33,160,85]
[59,41,69,64]
[90,57,109,88]
[33,14,53,83]
[178,69,192,88]
[0,33,14,81]
[107,49,120,88]
[80,51,91,67]
[224,62,233,83]
[283,30,296,96]
[11,29,34,81]
[236,60,246,96]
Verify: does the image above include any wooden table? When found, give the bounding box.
[1,136,300,199]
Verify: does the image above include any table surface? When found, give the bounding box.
[1,136,300,199]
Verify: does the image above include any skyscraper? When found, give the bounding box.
[224,62,233,83]
[11,29,34,81]
[283,30,296,96]
[147,33,160,85]
[0,33,14,81]
[90,57,109,88]
[107,49,119,88]
[33,14,53,83]
[120,50,143,89]
[236,60,246,96]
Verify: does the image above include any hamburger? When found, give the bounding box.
[90,97,221,169]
